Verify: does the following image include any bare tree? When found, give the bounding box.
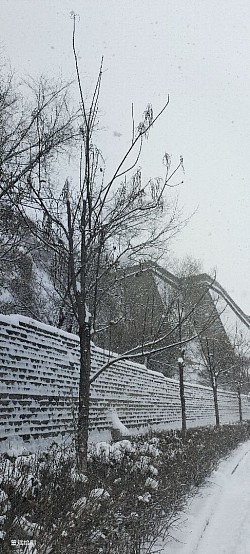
[169,254,203,280]
[0,65,77,203]
[0,64,79,321]
[5,14,188,469]
[176,301,187,433]
[199,331,237,427]
[162,282,220,433]
[231,328,250,422]
[89,272,222,445]
[200,337,221,426]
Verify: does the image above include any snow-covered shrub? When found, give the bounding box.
[1,423,250,553]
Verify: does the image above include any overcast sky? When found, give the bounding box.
[1,0,250,313]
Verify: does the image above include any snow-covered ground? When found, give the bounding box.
[158,440,250,554]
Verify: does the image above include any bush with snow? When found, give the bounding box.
[1,423,250,553]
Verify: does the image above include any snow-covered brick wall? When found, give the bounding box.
[0,314,249,449]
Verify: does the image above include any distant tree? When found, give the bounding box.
[231,328,250,422]
[91,266,220,437]
[0,65,77,202]
[0,64,77,319]
[199,331,237,426]
[176,300,187,433]
[163,282,219,433]
[200,337,221,426]
[165,267,240,429]
[170,254,203,279]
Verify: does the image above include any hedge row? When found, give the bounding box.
[1,422,250,553]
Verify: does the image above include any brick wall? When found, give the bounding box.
[0,314,249,448]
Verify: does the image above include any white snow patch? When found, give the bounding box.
[0,288,13,303]
[158,440,250,554]
[145,477,158,490]
[138,492,152,503]
[89,488,110,500]
[106,407,130,435]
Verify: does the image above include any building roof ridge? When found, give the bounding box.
[182,272,250,328]
[113,262,250,328]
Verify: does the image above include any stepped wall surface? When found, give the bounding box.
[0,315,249,448]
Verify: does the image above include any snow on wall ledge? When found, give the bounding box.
[0,314,249,449]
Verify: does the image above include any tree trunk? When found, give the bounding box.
[237,385,243,422]
[77,321,91,471]
[178,361,186,433]
[212,384,220,427]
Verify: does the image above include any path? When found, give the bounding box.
[159,440,250,554]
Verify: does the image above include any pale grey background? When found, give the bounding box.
[1,0,249,312]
